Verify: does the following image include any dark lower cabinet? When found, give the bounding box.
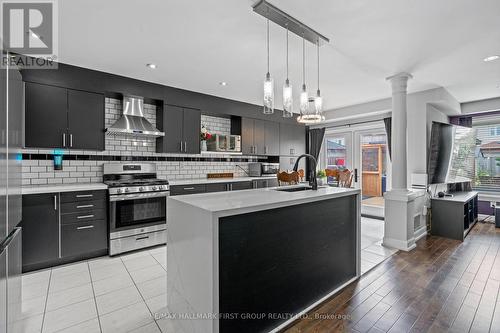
[61,219,107,258]
[254,178,278,188]
[21,193,59,270]
[206,183,228,193]
[229,181,253,191]
[170,184,206,196]
[21,190,108,272]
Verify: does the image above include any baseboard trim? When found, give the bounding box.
[382,236,416,252]
[414,225,427,241]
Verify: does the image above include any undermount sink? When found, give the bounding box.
[274,186,313,192]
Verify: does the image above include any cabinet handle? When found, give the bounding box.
[54,195,57,210]
[136,236,150,241]
[76,204,94,209]
[180,141,183,152]
[77,214,94,219]
[183,187,195,190]
[184,141,187,152]
[70,134,73,147]
[264,146,267,154]
[77,225,94,230]
[62,133,66,147]
[76,194,93,198]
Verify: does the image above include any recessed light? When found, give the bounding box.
[146,63,157,69]
[219,81,227,86]
[484,55,500,62]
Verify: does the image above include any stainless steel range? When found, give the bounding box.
[103,163,169,256]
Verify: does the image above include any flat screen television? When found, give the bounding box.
[427,122,476,185]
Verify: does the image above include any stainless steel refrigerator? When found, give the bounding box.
[1,52,23,332]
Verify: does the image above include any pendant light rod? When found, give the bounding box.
[266,18,270,74]
[317,40,320,91]
[285,25,289,79]
[302,37,305,87]
[253,0,329,46]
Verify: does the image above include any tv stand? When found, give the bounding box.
[431,191,478,241]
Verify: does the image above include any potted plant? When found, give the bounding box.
[200,125,212,151]
[316,169,326,186]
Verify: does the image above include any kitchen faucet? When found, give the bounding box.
[293,154,318,190]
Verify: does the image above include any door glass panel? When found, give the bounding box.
[115,197,166,228]
[325,137,347,169]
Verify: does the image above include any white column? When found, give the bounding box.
[386,72,412,191]
[383,72,420,252]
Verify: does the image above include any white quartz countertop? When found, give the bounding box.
[169,185,360,215]
[169,175,277,186]
[22,183,108,195]
[432,191,478,203]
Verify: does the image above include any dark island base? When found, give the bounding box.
[219,195,358,333]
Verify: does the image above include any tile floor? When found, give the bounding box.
[16,246,170,333]
[15,218,396,333]
[360,216,398,274]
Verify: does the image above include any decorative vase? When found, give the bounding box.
[317,177,325,186]
[201,140,207,151]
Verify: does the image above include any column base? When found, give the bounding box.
[383,189,426,252]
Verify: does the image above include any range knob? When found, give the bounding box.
[139,187,145,192]
[158,185,164,190]
[116,188,122,194]
[152,186,158,191]
[124,188,129,193]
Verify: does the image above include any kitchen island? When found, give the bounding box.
[167,185,361,333]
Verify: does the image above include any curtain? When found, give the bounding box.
[383,117,392,159]
[308,128,326,177]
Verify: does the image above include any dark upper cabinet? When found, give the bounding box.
[264,121,280,155]
[157,105,200,154]
[241,117,255,155]
[241,117,280,156]
[183,108,201,154]
[67,89,104,150]
[21,193,59,270]
[25,82,68,149]
[25,82,104,150]
[279,123,306,156]
[158,105,183,153]
[254,119,266,155]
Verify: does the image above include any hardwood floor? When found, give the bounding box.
[283,222,500,333]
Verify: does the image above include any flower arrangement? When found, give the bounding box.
[200,125,212,141]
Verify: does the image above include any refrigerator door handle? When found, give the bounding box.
[54,195,57,210]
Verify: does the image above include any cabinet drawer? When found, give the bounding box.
[61,200,105,214]
[61,208,106,225]
[61,219,107,258]
[61,190,106,203]
[229,181,253,191]
[206,183,229,193]
[170,184,206,196]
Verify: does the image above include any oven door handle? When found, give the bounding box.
[109,191,170,202]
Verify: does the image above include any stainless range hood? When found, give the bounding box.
[106,96,165,137]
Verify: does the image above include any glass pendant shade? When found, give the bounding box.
[263,72,274,114]
[314,90,323,115]
[299,84,308,113]
[282,79,293,117]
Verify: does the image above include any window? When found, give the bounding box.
[325,137,346,169]
[472,115,500,191]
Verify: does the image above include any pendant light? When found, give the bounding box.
[282,26,293,118]
[263,19,274,114]
[314,40,324,121]
[297,37,309,123]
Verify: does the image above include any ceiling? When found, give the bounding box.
[57,0,500,112]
